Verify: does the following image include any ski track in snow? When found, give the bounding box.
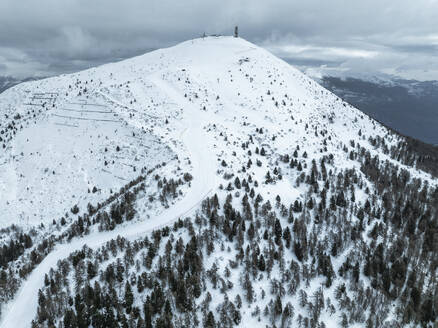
[0,76,217,328]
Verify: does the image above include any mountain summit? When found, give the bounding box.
[0,37,437,327]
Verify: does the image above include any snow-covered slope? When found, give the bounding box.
[0,36,436,327]
[0,36,425,228]
[1,74,217,328]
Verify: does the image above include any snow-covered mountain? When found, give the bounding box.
[0,36,436,328]
[0,76,43,95]
[0,76,21,94]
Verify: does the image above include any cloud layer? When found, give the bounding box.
[1,0,438,80]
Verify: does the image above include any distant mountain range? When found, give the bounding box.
[320,76,438,145]
[0,76,43,94]
[0,76,20,93]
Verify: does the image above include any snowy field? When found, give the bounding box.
[0,97,174,228]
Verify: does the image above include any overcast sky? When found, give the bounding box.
[1,0,438,80]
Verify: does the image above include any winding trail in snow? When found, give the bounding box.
[0,76,217,328]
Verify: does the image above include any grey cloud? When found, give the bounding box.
[0,0,438,80]
[285,58,343,67]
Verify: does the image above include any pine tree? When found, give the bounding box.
[258,254,266,271]
[205,311,216,328]
[124,282,134,314]
[144,297,153,328]
[274,219,282,245]
[274,295,283,317]
[243,273,254,303]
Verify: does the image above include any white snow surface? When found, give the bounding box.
[0,36,435,327]
[0,74,217,328]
